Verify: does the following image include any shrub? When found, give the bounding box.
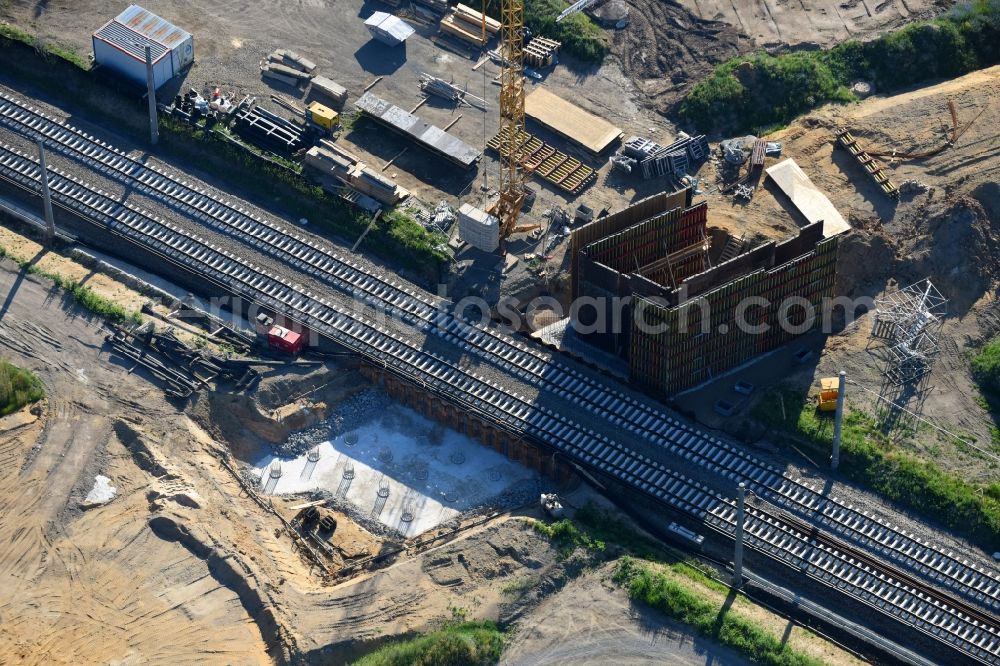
[971,336,1000,395]
[0,360,45,416]
[350,621,504,666]
[680,0,1000,133]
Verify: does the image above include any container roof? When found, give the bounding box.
[93,21,169,63]
[364,12,415,43]
[114,5,190,49]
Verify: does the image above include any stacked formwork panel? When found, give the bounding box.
[583,202,709,286]
[629,228,839,395]
[570,188,693,298]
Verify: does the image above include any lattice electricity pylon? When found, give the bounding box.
[870,278,947,385]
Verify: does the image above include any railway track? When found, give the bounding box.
[1,105,999,661]
[1,90,997,619]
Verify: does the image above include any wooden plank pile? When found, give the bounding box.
[487,128,596,194]
[418,73,487,108]
[439,3,500,46]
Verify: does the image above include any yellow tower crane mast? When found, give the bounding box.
[483,0,528,245]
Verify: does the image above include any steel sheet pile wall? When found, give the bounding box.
[570,188,692,298]
[630,226,839,395]
[584,202,708,285]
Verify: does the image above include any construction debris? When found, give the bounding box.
[487,128,597,194]
[836,129,900,198]
[612,133,709,179]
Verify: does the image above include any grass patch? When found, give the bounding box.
[349,621,504,666]
[679,0,1000,133]
[971,335,1000,396]
[476,0,609,64]
[0,359,44,416]
[0,245,142,326]
[525,0,609,64]
[531,516,605,557]
[754,389,1000,550]
[0,23,90,71]
[614,557,822,666]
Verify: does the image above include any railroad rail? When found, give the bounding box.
[1,91,996,620]
[1,99,999,661]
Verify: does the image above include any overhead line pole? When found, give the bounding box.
[144,45,159,146]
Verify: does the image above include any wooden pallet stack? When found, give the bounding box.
[524,37,561,68]
[836,130,899,198]
[487,128,596,194]
[439,3,501,46]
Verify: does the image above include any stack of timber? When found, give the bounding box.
[310,75,348,106]
[524,37,561,68]
[304,141,410,205]
[439,3,500,45]
[270,49,317,73]
[487,128,596,194]
[836,130,899,198]
[419,73,487,108]
[413,0,449,14]
[261,60,314,87]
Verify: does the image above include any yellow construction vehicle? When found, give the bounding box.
[816,377,840,412]
[306,101,339,134]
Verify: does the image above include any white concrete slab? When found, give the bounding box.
[253,403,537,537]
[766,158,850,237]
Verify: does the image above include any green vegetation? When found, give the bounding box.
[0,23,90,70]
[525,0,609,64]
[680,0,1000,133]
[0,25,446,281]
[477,0,609,64]
[0,359,45,416]
[531,516,606,557]
[971,335,1000,395]
[0,246,142,325]
[613,557,823,666]
[754,389,1000,550]
[349,621,504,666]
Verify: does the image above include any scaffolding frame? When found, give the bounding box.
[870,278,947,385]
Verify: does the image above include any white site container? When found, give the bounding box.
[92,4,193,90]
[458,203,499,252]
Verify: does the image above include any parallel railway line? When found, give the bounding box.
[1,98,999,662]
[1,92,997,617]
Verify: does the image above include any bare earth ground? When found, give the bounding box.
[0,248,865,664]
[679,66,1000,481]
